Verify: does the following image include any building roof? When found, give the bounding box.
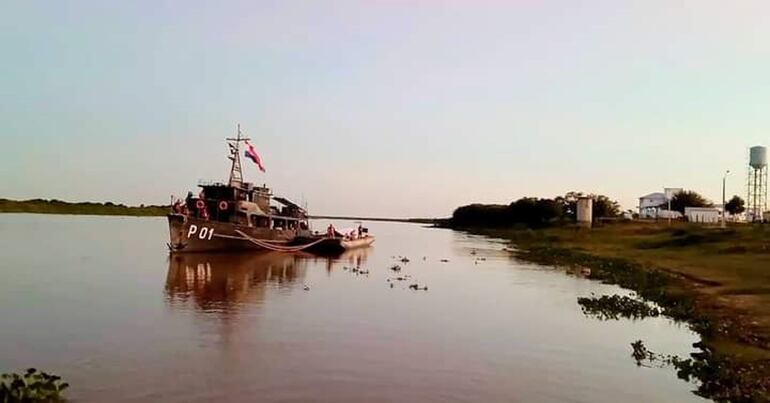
[639,192,666,200]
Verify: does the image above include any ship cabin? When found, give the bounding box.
[184,181,309,231]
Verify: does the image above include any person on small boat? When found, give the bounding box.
[327,224,335,238]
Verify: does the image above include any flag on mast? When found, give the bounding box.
[244,141,266,172]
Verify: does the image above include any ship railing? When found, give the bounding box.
[197,179,226,187]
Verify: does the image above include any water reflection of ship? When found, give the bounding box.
[165,252,309,311]
[306,246,371,274]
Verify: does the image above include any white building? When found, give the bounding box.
[638,188,683,218]
[639,192,666,218]
[685,207,721,224]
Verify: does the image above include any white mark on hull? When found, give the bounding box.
[187,224,214,240]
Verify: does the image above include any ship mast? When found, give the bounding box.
[226,124,251,188]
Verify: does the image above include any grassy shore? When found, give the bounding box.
[461,221,770,401]
[0,198,168,216]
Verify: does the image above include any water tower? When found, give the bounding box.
[747,146,768,222]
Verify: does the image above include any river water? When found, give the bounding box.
[0,214,707,402]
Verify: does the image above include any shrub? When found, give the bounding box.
[0,368,68,402]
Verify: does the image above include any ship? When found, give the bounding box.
[166,126,374,254]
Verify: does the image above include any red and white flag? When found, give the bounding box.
[244,141,266,172]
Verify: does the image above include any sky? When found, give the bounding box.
[2,0,769,218]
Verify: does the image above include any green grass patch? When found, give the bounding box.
[0,198,168,217]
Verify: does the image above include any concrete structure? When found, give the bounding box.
[638,188,682,218]
[576,197,593,228]
[685,207,721,224]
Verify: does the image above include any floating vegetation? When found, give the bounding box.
[630,340,770,401]
[343,266,369,275]
[578,294,660,320]
[0,368,69,402]
[519,247,708,332]
[515,245,770,401]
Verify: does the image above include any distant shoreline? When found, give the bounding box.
[0,198,168,217]
[0,199,443,223]
[309,215,442,224]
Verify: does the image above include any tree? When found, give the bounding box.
[555,191,585,220]
[724,195,746,216]
[509,197,563,227]
[669,190,711,214]
[451,204,510,228]
[593,195,620,218]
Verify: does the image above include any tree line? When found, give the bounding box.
[0,198,168,216]
[450,192,620,228]
[449,190,749,229]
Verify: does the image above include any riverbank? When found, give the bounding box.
[462,221,770,401]
[0,198,168,216]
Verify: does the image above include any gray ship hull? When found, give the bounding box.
[167,214,311,253]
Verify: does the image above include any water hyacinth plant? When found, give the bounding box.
[0,368,68,402]
[578,294,661,321]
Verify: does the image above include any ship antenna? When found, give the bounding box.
[226,123,251,187]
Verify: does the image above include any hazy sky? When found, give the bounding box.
[2,1,769,217]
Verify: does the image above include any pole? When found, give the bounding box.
[722,170,729,229]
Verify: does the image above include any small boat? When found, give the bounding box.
[341,236,376,249]
[166,126,373,254]
[296,225,375,254]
